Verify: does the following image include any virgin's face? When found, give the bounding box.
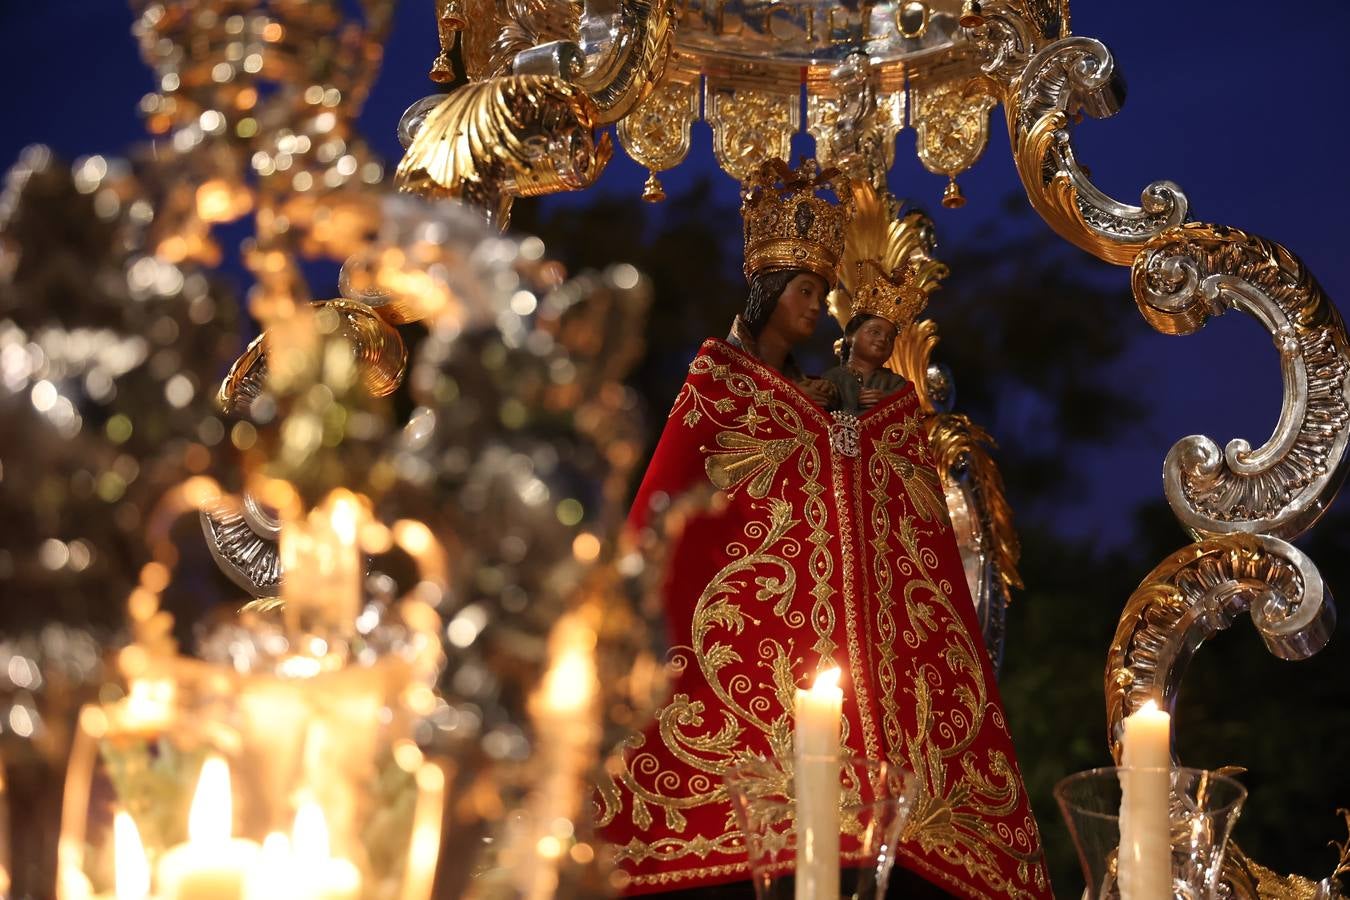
[851,316,899,366]
[765,273,828,345]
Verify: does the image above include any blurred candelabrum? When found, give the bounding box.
[0,2,688,897]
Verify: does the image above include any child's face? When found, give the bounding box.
[851,316,898,366]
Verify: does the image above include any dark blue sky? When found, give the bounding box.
[3,1,1349,547]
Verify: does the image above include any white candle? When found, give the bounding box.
[241,804,360,900]
[242,833,299,900]
[1118,700,1172,900]
[156,757,259,900]
[291,802,361,900]
[113,811,150,900]
[794,667,843,900]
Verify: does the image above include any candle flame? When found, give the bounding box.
[327,491,361,547]
[261,831,291,861]
[1140,699,1160,714]
[188,756,232,844]
[113,811,150,900]
[812,667,842,692]
[539,613,597,715]
[293,801,331,861]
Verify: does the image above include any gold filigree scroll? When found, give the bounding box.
[1131,223,1350,540]
[446,0,502,79]
[576,0,680,124]
[865,412,1046,898]
[929,413,1024,595]
[395,75,611,224]
[617,76,700,200]
[1010,0,1069,39]
[1104,534,1339,898]
[706,82,800,183]
[218,298,407,416]
[1105,534,1334,760]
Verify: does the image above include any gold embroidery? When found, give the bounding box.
[830,420,882,765]
[874,413,948,523]
[704,431,802,499]
[863,406,1049,897]
[610,496,801,861]
[610,343,856,883]
[611,342,1047,893]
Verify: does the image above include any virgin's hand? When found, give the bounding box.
[799,378,837,408]
[859,388,885,409]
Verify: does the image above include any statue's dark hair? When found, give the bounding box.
[837,313,886,365]
[742,269,810,338]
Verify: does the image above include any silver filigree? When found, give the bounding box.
[829,411,861,457]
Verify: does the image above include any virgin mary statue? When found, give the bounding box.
[598,159,1051,899]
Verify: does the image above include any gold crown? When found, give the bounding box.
[849,260,928,332]
[741,158,853,286]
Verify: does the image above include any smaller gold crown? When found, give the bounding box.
[849,260,928,332]
[741,158,853,286]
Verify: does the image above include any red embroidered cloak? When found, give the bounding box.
[599,340,1051,898]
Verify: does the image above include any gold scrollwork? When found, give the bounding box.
[577,0,680,124]
[1105,534,1333,761]
[487,0,583,76]
[1009,0,1069,40]
[929,412,1023,595]
[706,82,800,183]
[1131,222,1350,540]
[448,0,501,79]
[395,75,612,222]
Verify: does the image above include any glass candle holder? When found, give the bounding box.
[1054,766,1247,900]
[56,644,444,900]
[723,755,917,900]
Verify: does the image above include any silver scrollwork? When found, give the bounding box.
[1105,533,1336,762]
[1133,224,1350,539]
[1009,35,1190,265]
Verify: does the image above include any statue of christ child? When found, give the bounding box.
[821,260,926,415]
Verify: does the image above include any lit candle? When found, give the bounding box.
[1118,700,1172,900]
[279,489,364,638]
[290,802,361,900]
[156,757,259,900]
[241,804,360,900]
[241,833,298,900]
[793,667,843,900]
[113,811,150,900]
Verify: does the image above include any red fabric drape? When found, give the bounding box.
[598,341,1051,899]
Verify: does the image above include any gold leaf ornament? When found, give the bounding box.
[395,75,612,222]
